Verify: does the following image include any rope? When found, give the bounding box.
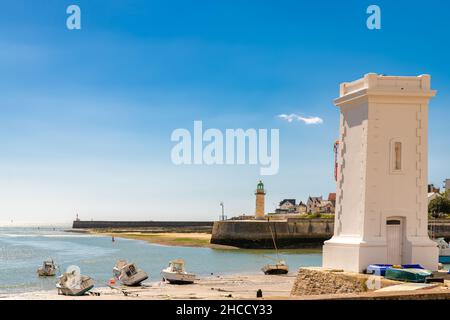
[267,219,280,261]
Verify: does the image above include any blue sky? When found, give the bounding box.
[0,1,449,224]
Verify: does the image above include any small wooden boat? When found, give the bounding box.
[37,259,57,277]
[56,270,94,296]
[436,238,450,264]
[261,260,289,275]
[262,219,289,275]
[161,259,196,284]
[112,260,148,286]
[385,267,432,283]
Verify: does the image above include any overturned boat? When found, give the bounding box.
[113,260,148,286]
[161,259,196,284]
[262,259,289,275]
[37,259,57,277]
[385,267,432,283]
[56,269,94,296]
[366,264,424,276]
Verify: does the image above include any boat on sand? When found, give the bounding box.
[113,260,149,286]
[261,259,289,275]
[56,269,94,296]
[262,220,289,275]
[161,259,196,284]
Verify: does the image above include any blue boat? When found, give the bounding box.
[439,256,450,264]
[366,264,424,276]
[401,264,424,269]
[366,264,392,276]
[385,268,432,283]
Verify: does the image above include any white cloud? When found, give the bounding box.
[277,114,323,125]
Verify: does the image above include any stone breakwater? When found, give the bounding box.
[72,220,213,232]
[210,219,333,249]
[210,218,450,249]
[72,219,450,249]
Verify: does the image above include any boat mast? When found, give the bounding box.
[267,218,280,261]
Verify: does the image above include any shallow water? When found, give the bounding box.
[0,227,322,294]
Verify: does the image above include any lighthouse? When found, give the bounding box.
[255,180,266,219]
[323,73,439,272]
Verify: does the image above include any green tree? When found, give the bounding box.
[428,196,450,218]
[444,189,450,200]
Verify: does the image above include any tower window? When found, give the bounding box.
[394,142,402,171]
[390,139,403,174]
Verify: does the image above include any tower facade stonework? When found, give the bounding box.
[255,181,266,219]
[323,73,439,272]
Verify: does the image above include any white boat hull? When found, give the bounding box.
[112,260,149,286]
[120,270,148,286]
[57,277,95,296]
[161,270,196,284]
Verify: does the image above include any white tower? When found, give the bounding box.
[323,73,439,272]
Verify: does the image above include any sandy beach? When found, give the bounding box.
[86,229,237,249]
[4,272,450,300]
[0,274,295,300]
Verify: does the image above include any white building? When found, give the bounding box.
[323,73,439,272]
[279,199,296,212]
[427,192,440,204]
[306,196,322,214]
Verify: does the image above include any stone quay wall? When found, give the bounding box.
[210,218,334,249]
[211,218,450,249]
[429,219,450,238]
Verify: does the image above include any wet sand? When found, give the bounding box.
[1,274,295,300]
[86,230,237,249]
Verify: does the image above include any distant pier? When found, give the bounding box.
[72,220,214,230]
